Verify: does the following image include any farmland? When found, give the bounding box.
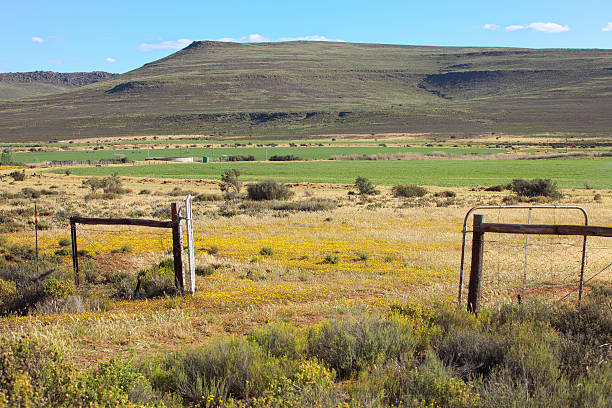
[47,157,612,189]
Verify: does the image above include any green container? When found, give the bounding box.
[203,156,210,163]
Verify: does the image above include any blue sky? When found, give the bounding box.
[2,0,611,73]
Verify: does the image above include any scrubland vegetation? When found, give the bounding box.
[0,141,610,407]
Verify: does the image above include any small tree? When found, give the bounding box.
[220,169,242,197]
[0,149,16,165]
[355,176,378,195]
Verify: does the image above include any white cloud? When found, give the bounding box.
[106,57,117,63]
[505,25,527,31]
[505,22,569,33]
[603,22,612,32]
[278,35,345,42]
[217,33,271,42]
[138,38,192,51]
[482,24,499,31]
[31,36,45,43]
[528,22,569,33]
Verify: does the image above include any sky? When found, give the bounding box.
[2,0,611,74]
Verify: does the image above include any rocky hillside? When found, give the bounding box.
[0,71,117,101]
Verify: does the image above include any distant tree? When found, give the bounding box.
[0,149,15,165]
[220,169,242,197]
[355,176,378,195]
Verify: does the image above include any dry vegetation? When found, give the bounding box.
[0,165,610,407]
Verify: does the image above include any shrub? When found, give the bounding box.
[271,198,337,212]
[9,170,25,181]
[268,154,302,161]
[143,337,287,403]
[54,248,71,256]
[322,254,339,264]
[434,190,456,198]
[136,261,177,299]
[224,154,255,161]
[195,265,215,276]
[510,178,562,199]
[0,278,17,310]
[58,238,70,247]
[82,173,126,195]
[392,184,428,198]
[43,277,75,299]
[246,180,294,201]
[259,247,274,256]
[247,322,303,360]
[305,315,417,379]
[355,176,378,195]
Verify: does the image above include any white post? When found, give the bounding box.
[185,195,196,293]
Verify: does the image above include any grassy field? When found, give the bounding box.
[48,157,612,189]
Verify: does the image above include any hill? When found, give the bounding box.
[0,71,117,101]
[1,41,611,142]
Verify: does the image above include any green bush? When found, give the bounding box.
[43,277,75,299]
[138,263,177,299]
[305,315,417,379]
[58,238,71,247]
[392,184,428,198]
[259,247,274,256]
[322,254,339,264]
[0,278,17,311]
[355,176,378,195]
[246,180,294,201]
[143,337,288,404]
[510,178,562,199]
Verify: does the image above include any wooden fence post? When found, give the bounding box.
[467,214,485,314]
[171,202,185,291]
[70,217,79,285]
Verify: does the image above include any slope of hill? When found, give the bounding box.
[0,71,117,101]
[1,42,611,142]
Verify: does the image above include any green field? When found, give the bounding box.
[48,157,612,189]
[16,146,505,163]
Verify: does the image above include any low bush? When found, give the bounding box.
[224,154,255,161]
[510,178,562,199]
[392,184,428,198]
[134,259,177,299]
[434,190,456,198]
[268,154,302,161]
[8,170,25,181]
[271,198,337,212]
[246,180,294,201]
[43,277,75,299]
[322,254,339,264]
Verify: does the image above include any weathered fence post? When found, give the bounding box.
[467,214,485,314]
[69,217,79,285]
[171,202,185,291]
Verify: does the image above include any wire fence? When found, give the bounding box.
[460,207,611,306]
